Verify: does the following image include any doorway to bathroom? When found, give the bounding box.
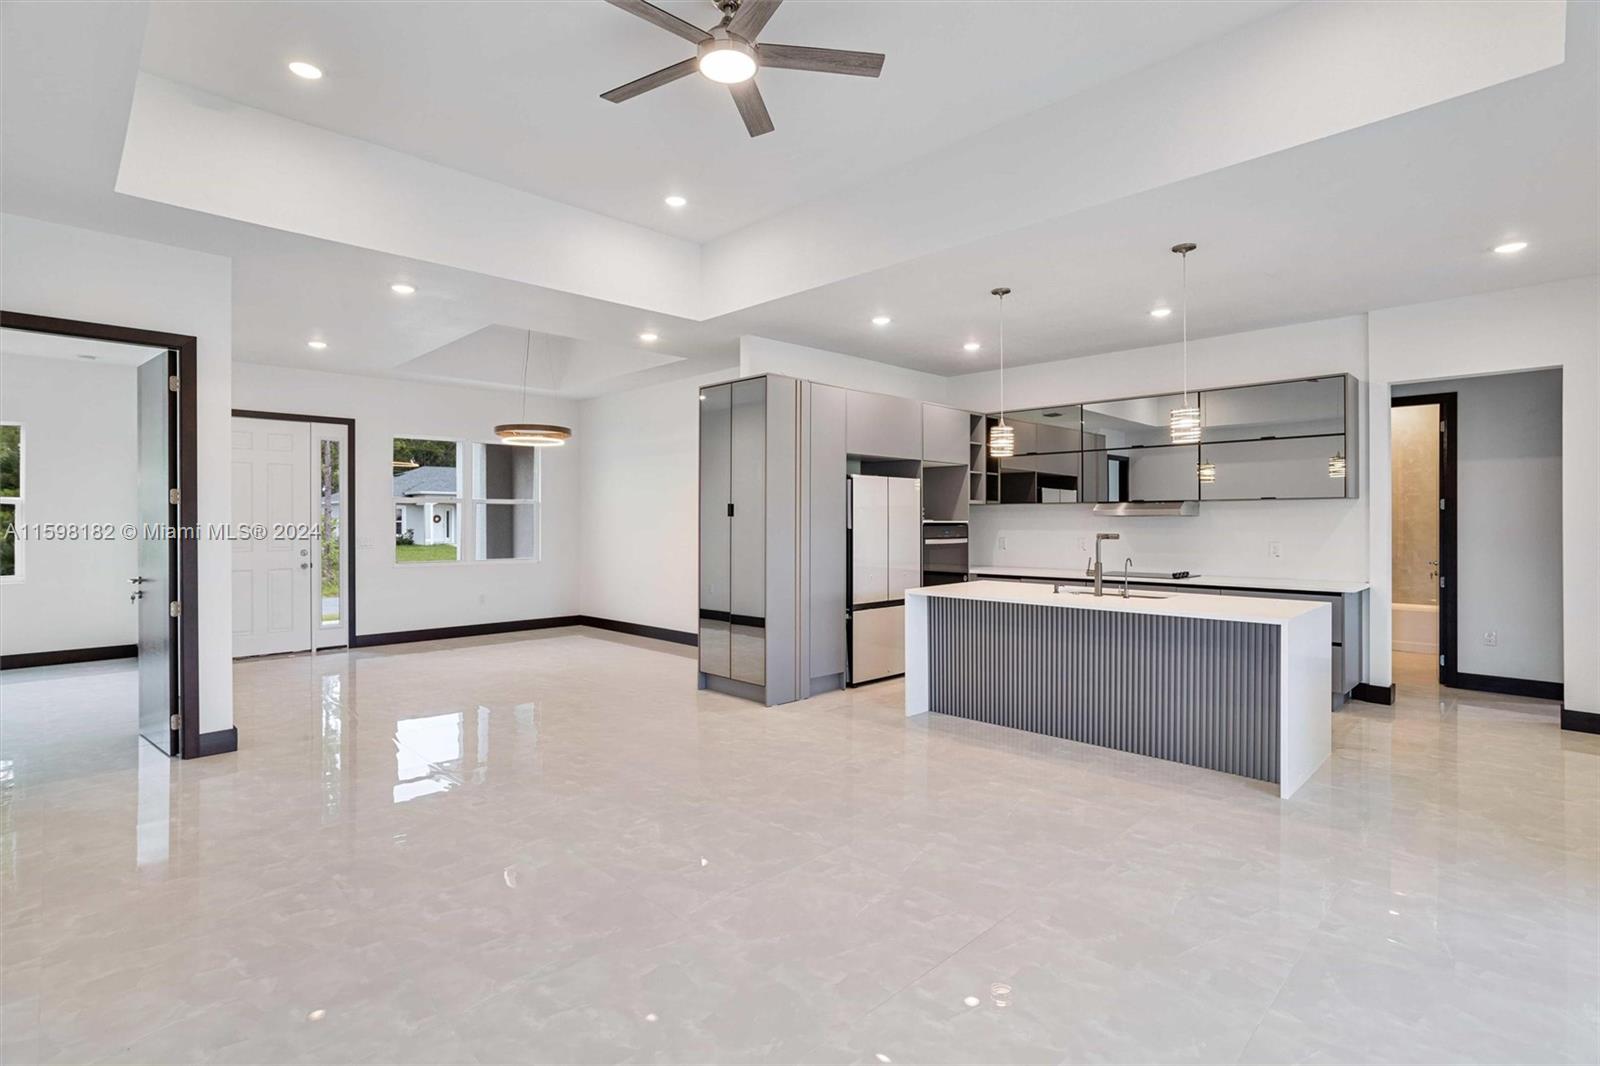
[1390,394,1457,686]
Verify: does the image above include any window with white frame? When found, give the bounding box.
[472,442,540,561]
[392,437,460,563]
[0,423,20,580]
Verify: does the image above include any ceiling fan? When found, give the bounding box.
[599,0,885,137]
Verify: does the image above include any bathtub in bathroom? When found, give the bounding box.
[1393,602,1439,654]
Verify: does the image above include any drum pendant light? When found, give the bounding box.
[495,330,573,447]
[987,286,1015,459]
[1169,243,1201,445]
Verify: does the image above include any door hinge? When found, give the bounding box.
[169,600,181,618]
[170,713,181,732]
[1439,498,1446,511]
[1440,654,1446,667]
[168,375,180,392]
[168,488,180,506]
[1439,575,1446,588]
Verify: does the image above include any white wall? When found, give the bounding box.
[1394,369,1563,683]
[949,316,1371,588]
[233,363,581,635]
[577,366,739,634]
[1369,276,1598,718]
[1,214,234,735]
[0,353,138,655]
[740,336,949,403]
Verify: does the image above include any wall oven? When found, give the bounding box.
[922,522,969,587]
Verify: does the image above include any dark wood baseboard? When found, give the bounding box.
[1561,708,1600,735]
[193,727,238,757]
[352,616,583,648]
[580,616,697,646]
[1,644,138,670]
[1453,672,1563,702]
[351,615,698,650]
[1352,682,1396,706]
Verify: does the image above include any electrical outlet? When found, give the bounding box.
[1267,540,1282,559]
[1482,630,1498,647]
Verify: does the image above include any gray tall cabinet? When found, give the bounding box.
[698,375,847,706]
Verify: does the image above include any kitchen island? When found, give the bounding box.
[906,580,1332,797]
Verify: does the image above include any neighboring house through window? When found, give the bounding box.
[392,437,460,564]
[0,423,21,580]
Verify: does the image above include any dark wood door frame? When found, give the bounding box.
[231,409,358,648]
[1392,393,1458,687]
[2,310,204,758]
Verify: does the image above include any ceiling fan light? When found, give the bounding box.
[495,423,572,448]
[698,39,757,84]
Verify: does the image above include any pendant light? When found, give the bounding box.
[1168,242,1201,444]
[495,330,573,448]
[987,286,1015,459]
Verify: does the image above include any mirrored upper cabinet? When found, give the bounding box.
[1200,376,1347,443]
[1082,394,1193,450]
[1002,405,1083,454]
[981,374,1358,504]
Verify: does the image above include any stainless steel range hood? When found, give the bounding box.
[1092,501,1200,517]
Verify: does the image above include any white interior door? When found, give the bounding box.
[232,418,312,657]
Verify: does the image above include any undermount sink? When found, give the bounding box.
[1060,590,1170,600]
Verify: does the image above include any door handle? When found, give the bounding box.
[129,591,144,602]
[128,576,150,584]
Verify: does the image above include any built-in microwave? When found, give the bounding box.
[922,522,968,587]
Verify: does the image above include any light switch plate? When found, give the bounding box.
[1482,630,1498,646]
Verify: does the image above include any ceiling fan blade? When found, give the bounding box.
[603,0,710,45]
[729,80,775,137]
[757,43,884,77]
[600,57,699,103]
[728,0,782,40]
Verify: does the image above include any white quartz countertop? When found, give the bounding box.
[969,565,1370,595]
[910,579,1331,626]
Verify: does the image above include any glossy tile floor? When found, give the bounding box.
[2,634,1596,1064]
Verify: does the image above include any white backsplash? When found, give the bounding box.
[969,498,1370,581]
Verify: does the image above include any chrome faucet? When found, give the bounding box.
[1123,557,1134,599]
[1092,532,1120,596]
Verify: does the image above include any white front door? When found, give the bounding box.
[231,417,351,657]
[232,418,312,657]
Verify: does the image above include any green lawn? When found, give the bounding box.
[396,543,458,563]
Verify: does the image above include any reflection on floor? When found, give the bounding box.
[3,629,1596,1064]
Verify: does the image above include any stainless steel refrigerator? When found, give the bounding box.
[846,474,921,685]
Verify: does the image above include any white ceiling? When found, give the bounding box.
[726,37,1600,374]
[0,327,168,367]
[3,0,1595,398]
[137,0,1292,241]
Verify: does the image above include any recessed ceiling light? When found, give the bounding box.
[963,341,981,353]
[664,195,687,209]
[390,283,416,295]
[1494,241,1528,255]
[307,339,327,350]
[871,315,892,327]
[638,331,659,342]
[288,61,323,80]
[1150,307,1173,318]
